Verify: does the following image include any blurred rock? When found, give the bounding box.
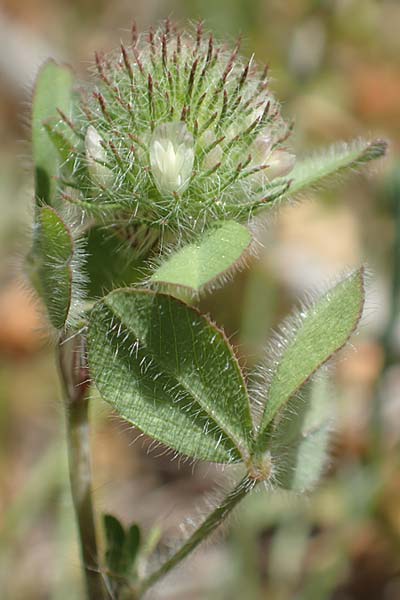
[351,64,400,128]
[266,200,361,293]
[0,279,45,356]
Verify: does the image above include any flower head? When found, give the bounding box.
[52,21,294,244]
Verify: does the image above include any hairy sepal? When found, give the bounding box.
[148,221,253,297]
[254,268,365,455]
[32,60,74,206]
[88,289,254,463]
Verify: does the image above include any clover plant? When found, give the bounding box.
[27,21,386,599]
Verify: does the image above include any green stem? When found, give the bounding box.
[58,336,105,600]
[138,476,255,596]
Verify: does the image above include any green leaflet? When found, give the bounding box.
[270,376,332,492]
[255,269,364,454]
[32,60,74,205]
[103,514,141,577]
[282,139,387,198]
[150,222,252,294]
[88,290,254,463]
[31,207,73,329]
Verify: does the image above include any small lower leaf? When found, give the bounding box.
[104,514,126,574]
[150,221,252,294]
[30,207,73,329]
[255,269,365,453]
[88,289,254,463]
[104,515,141,577]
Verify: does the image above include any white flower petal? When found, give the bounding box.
[150,122,195,195]
[85,126,113,187]
[267,150,296,179]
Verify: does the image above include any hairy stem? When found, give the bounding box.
[138,476,255,596]
[58,335,105,600]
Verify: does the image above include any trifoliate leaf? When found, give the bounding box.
[150,222,252,294]
[32,60,74,205]
[88,290,254,463]
[255,269,364,453]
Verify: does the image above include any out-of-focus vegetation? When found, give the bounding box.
[0,1,399,598]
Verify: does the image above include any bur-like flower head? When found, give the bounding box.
[51,21,294,247]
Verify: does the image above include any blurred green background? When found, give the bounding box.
[0,0,399,598]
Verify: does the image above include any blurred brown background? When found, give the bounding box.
[0,0,399,598]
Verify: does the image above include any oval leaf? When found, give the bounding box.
[30,207,73,329]
[32,60,74,205]
[150,221,252,294]
[255,269,364,453]
[88,290,254,463]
